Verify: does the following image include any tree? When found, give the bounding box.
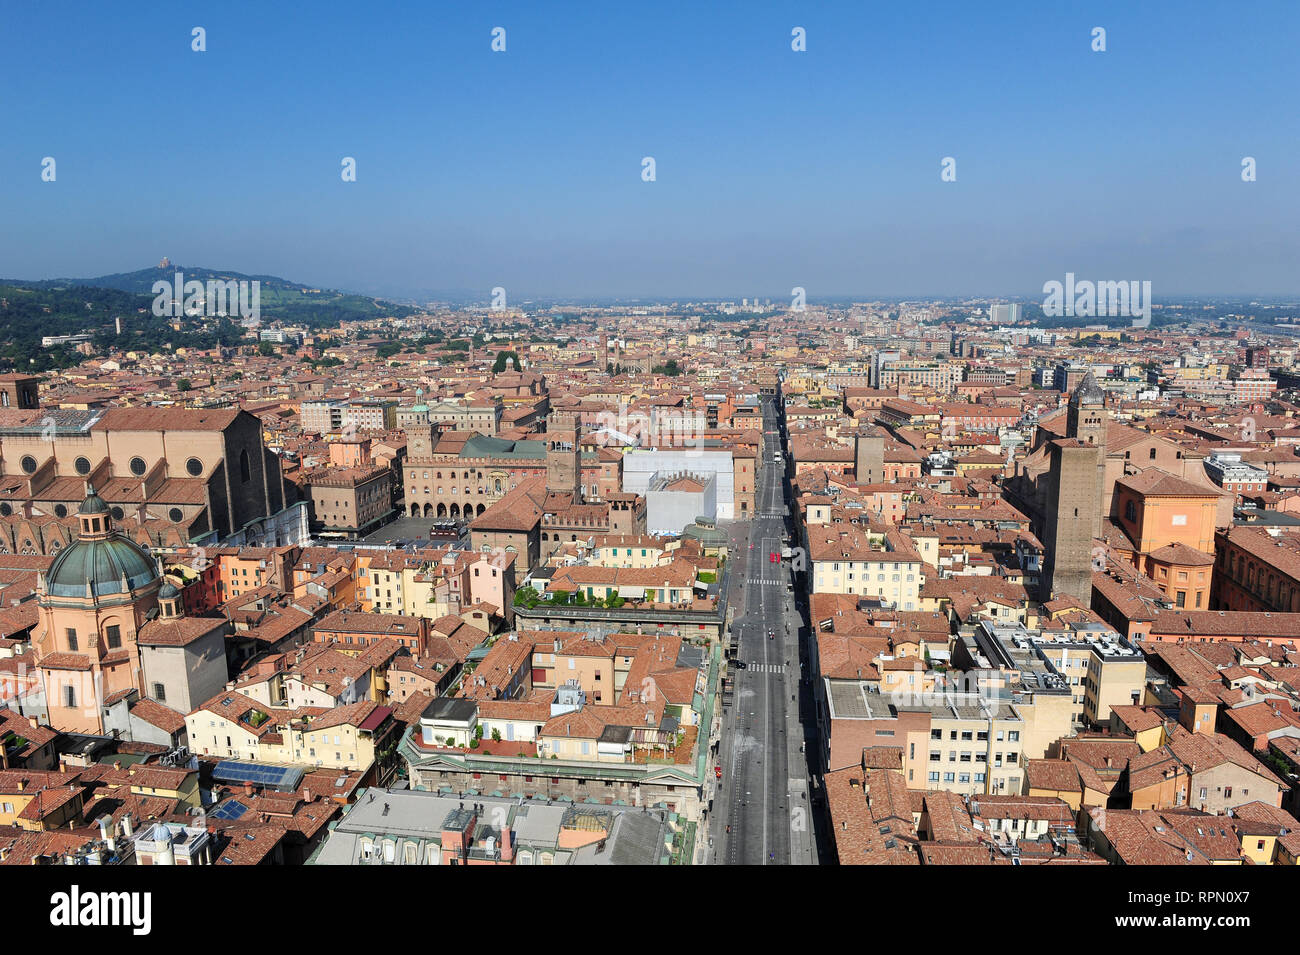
[176,378,192,392]
[492,350,520,373]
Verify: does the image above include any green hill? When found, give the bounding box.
[18,264,416,327]
[0,264,417,372]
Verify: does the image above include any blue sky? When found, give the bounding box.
[2,0,1297,301]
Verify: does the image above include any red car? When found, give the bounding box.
[714,766,723,779]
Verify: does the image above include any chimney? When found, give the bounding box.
[99,815,116,852]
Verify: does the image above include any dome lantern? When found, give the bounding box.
[44,484,159,601]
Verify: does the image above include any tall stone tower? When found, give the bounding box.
[854,426,885,486]
[407,422,435,460]
[1066,371,1109,535]
[546,411,581,500]
[1067,371,1107,447]
[1040,374,1109,607]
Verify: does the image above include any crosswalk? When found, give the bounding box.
[739,662,786,674]
[746,577,785,586]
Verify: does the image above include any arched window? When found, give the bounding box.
[239,449,251,483]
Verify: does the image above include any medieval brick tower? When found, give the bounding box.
[854,426,885,487]
[1067,371,1109,537]
[546,411,581,500]
[1040,373,1108,607]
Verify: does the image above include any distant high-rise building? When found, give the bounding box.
[990,303,1022,324]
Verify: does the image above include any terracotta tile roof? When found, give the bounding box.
[216,824,286,865]
[128,698,187,734]
[1117,469,1224,499]
[824,765,920,865]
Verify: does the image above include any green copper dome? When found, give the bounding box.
[79,488,110,514]
[46,535,158,598]
[46,485,158,599]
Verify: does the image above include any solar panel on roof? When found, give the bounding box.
[207,800,249,820]
[212,760,303,791]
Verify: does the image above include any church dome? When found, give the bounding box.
[44,486,158,598]
[46,535,158,598]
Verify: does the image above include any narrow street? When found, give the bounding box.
[711,395,820,864]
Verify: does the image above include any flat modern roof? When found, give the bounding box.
[421,697,477,723]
